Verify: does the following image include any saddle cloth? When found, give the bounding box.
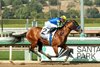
[40,27,56,43]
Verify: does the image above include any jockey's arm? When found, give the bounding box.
[49,20,60,33]
[48,18,63,33]
[49,27,57,33]
[57,20,63,29]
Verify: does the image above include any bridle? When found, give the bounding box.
[67,20,81,31]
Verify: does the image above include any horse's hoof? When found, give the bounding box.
[68,48,73,53]
[48,56,51,60]
[46,54,51,60]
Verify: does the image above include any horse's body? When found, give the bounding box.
[26,20,82,59]
[26,26,69,56]
[12,20,82,60]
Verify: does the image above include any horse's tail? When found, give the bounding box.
[11,32,27,44]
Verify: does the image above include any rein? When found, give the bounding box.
[62,20,80,31]
[59,20,72,30]
[56,20,80,33]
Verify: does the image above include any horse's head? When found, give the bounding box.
[66,20,82,33]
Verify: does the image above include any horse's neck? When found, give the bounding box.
[58,26,71,44]
[63,26,72,36]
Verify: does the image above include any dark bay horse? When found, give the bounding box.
[26,20,82,59]
[12,20,82,60]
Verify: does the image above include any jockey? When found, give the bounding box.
[40,15,67,40]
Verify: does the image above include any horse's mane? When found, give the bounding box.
[58,20,70,30]
[61,20,69,28]
[60,20,76,29]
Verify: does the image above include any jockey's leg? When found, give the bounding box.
[41,21,51,34]
[45,21,57,32]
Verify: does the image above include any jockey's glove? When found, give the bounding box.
[49,27,57,33]
[57,27,62,29]
[49,27,62,33]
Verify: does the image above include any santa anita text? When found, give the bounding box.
[77,46,100,60]
[42,46,100,61]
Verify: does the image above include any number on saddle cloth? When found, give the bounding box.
[40,27,49,39]
[41,27,48,34]
[40,27,57,45]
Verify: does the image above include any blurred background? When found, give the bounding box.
[0,0,100,37]
[0,0,100,61]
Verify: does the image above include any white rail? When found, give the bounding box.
[0,47,40,63]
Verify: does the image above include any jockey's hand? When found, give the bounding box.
[57,27,62,29]
[49,27,57,33]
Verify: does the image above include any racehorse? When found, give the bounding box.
[12,20,82,60]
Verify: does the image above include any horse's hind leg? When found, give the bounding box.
[29,44,41,58]
[26,36,41,57]
[37,41,51,60]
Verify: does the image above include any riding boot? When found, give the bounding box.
[49,27,57,33]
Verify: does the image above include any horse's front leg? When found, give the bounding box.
[58,44,67,56]
[52,45,59,57]
[58,44,73,58]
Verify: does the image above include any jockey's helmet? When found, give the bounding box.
[60,15,67,22]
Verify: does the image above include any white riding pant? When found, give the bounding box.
[44,21,57,28]
[40,21,57,40]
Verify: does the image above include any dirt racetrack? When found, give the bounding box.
[0,63,100,67]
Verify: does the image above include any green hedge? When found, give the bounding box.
[0,51,37,60]
[1,18,100,23]
[0,18,100,28]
